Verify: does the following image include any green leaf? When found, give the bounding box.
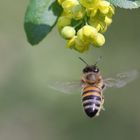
[107,0,140,9]
[24,0,62,45]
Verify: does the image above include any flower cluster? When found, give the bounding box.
[57,0,115,53]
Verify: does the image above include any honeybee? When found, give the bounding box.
[49,58,138,118]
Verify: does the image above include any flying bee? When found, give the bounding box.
[79,57,105,117]
[48,58,138,118]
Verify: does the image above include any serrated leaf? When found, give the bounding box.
[24,0,62,45]
[107,0,140,9]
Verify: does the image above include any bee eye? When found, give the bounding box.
[83,65,100,73]
[92,66,99,73]
[94,68,99,73]
[83,67,90,73]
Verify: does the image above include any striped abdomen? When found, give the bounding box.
[82,86,102,118]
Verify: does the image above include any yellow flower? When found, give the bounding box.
[98,21,107,33]
[66,36,76,48]
[77,28,85,41]
[94,23,101,31]
[61,26,76,39]
[77,25,98,44]
[89,11,109,33]
[75,37,89,52]
[80,0,99,9]
[104,16,112,26]
[82,25,98,39]
[57,16,71,31]
[57,0,115,53]
[92,33,105,47]
[62,0,79,13]
[106,5,115,17]
[89,8,98,18]
[98,0,110,14]
[109,5,115,16]
[71,5,85,20]
[66,36,89,52]
[88,19,100,31]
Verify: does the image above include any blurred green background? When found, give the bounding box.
[0,0,140,140]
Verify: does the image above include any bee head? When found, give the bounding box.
[83,65,99,73]
[79,57,101,74]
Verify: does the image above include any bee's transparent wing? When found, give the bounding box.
[104,70,138,89]
[48,81,81,94]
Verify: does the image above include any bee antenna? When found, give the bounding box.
[79,57,89,65]
[94,56,102,66]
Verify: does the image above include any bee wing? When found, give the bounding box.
[48,81,81,94]
[103,70,138,89]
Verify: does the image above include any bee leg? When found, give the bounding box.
[102,106,105,111]
[102,84,105,89]
[101,98,105,111]
[96,109,101,116]
[96,112,100,116]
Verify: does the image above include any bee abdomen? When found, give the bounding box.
[82,88,102,118]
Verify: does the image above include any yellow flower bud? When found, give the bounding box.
[99,21,107,32]
[66,36,76,48]
[75,37,89,52]
[82,25,98,39]
[80,0,99,9]
[77,28,85,41]
[101,25,107,33]
[105,16,112,26]
[94,23,101,31]
[98,0,110,14]
[109,5,115,15]
[93,33,105,47]
[99,1,110,7]
[62,0,79,12]
[61,26,76,39]
[105,5,115,18]
[71,5,85,20]
[89,18,107,33]
[90,9,98,18]
[57,16,71,31]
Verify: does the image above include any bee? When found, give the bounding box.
[48,58,138,118]
[79,57,105,117]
